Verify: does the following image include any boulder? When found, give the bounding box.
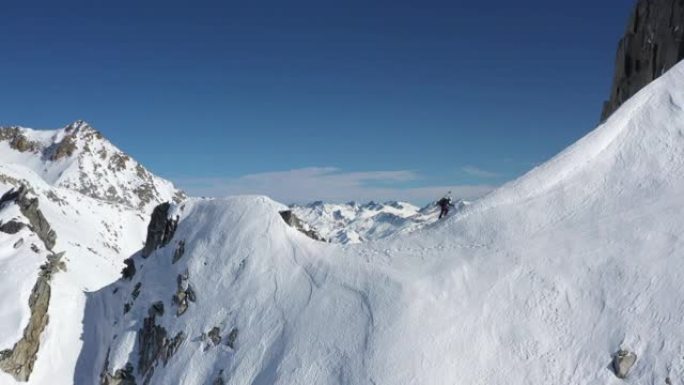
[612,349,637,379]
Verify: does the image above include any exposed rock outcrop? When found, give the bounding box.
[279,210,326,242]
[0,127,40,153]
[101,350,137,385]
[0,220,25,234]
[142,203,179,258]
[0,187,65,381]
[0,186,57,250]
[612,349,637,379]
[172,271,196,316]
[137,303,186,384]
[0,274,50,381]
[601,0,684,120]
[121,258,136,280]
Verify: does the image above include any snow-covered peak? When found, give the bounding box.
[0,121,184,211]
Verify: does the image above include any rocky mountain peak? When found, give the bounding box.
[0,121,185,211]
[601,0,684,120]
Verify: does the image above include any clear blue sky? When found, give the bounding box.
[0,0,633,203]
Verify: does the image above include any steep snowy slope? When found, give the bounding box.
[0,122,185,384]
[0,120,184,211]
[80,62,684,384]
[0,165,152,385]
[290,200,467,243]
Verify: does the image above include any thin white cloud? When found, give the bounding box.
[175,167,495,204]
[461,165,501,178]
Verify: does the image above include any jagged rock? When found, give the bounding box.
[602,0,684,120]
[102,356,136,385]
[0,186,57,250]
[41,252,67,278]
[0,274,51,381]
[279,210,326,242]
[123,303,132,314]
[207,327,221,346]
[612,349,637,379]
[0,193,64,381]
[13,238,24,249]
[49,133,77,160]
[30,244,39,253]
[142,203,178,258]
[162,331,186,366]
[0,220,25,234]
[172,271,194,316]
[137,304,185,384]
[172,240,185,264]
[121,258,136,280]
[225,327,238,349]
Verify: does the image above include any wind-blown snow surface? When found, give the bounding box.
[82,64,684,384]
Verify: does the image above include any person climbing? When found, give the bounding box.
[437,193,454,219]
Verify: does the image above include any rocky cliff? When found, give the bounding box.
[601,0,684,120]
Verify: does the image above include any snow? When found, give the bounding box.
[0,120,181,212]
[290,200,457,243]
[74,61,684,385]
[0,204,46,348]
[0,161,163,384]
[3,59,684,385]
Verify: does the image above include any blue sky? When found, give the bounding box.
[0,0,633,203]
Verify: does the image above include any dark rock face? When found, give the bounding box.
[137,303,186,385]
[279,210,326,242]
[0,220,25,234]
[601,0,684,120]
[121,258,136,280]
[142,203,178,258]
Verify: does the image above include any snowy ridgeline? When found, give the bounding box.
[2,62,684,384]
[77,62,684,385]
[289,200,468,244]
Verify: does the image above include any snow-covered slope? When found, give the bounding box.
[0,120,184,211]
[290,200,466,243]
[0,122,185,384]
[0,164,152,385]
[79,62,684,385]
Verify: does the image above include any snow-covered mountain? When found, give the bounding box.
[69,61,684,385]
[0,120,184,211]
[0,122,185,384]
[290,200,467,244]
